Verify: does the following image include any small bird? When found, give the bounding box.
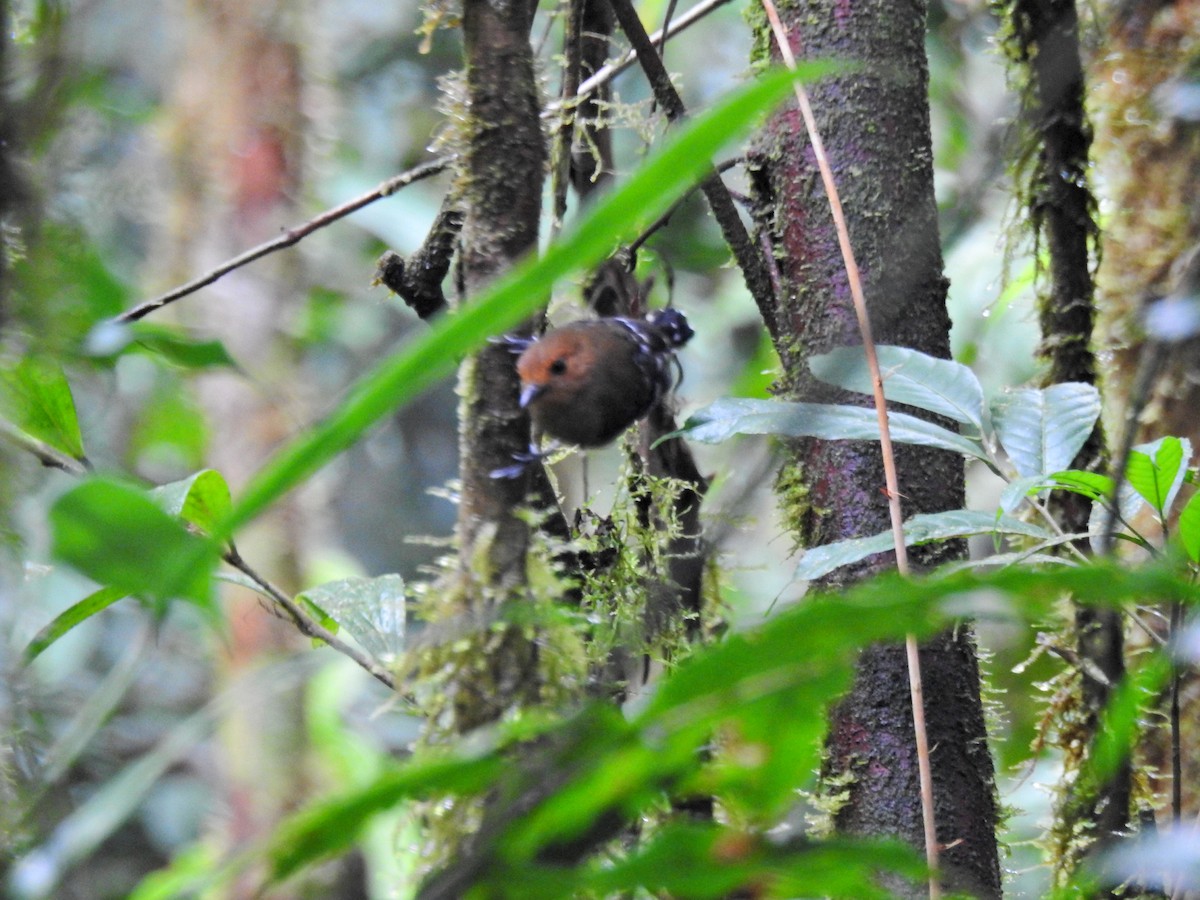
[511,308,694,448]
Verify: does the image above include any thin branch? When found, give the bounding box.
[114,157,453,324]
[551,0,585,239]
[627,156,742,256]
[222,546,397,692]
[759,3,939,896]
[555,0,733,113]
[608,0,779,339]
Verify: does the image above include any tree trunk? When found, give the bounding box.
[749,2,1002,895]
[444,0,547,731]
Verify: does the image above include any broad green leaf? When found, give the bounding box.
[0,356,86,460]
[217,63,833,542]
[990,383,1100,477]
[1179,491,1200,563]
[793,510,1053,582]
[809,344,985,431]
[299,575,406,665]
[50,478,218,613]
[23,585,127,662]
[1125,436,1191,521]
[151,469,233,535]
[680,397,988,462]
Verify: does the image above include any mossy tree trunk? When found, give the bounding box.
[748,2,1002,895]
[444,0,547,732]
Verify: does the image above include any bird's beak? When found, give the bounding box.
[519,383,545,409]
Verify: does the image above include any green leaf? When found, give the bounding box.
[1179,491,1200,563]
[1086,650,1173,788]
[990,383,1100,477]
[151,469,232,535]
[267,754,505,883]
[49,478,219,613]
[793,510,1053,582]
[298,575,406,665]
[572,827,924,900]
[0,356,86,460]
[809,344,985,431]
[130,323,238,369]
[997,474,1049,515]
[1125,436,1191,521]
[1049,469,1115,501]
[217,63,835,542]
[680,397,988,462]
[23,585,127,662]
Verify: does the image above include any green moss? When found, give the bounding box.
[773,454,815,547]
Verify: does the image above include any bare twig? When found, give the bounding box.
[550,0,733,114]
[759,3,939,895]
[114,157,453,324]
[222,546,397,692]
[608,0,779,338]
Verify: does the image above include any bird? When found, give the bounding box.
[491,309,693,477]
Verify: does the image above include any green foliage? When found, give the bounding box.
[0,355,86,461]
[147,556,1198,897]
[49,477,219,616]
[22,585,126,661]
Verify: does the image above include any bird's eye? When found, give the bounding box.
[549,358,567,375]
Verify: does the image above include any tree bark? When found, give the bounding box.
[749,2,1001,895]
[446,0,547,732]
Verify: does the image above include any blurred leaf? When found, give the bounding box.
[131,380,209,472]
[219,63,836,541]
[1125,436,1191,521]
[268,754,506,883]
[234,559,1200,892]
[1179,490,1200,563]
[793,510,1052,581]
[151,469,232,535]
[127,843,224,900]
[731,328,780,399]
[990,383,1100,477]
[7,697,219,900]
[22,584,127,662]
[129,323,238,370]
[1094,827,1200,897]
[1086,650,1173,788]
[575,827,924,900]
[49,478,218,614]
[10,223,129,352]
[680,397,988,462]
[809,344,985,431]
[0,356,86,460]
[299,575,406,665]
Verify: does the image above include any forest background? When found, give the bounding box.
[2,0,1200,898]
